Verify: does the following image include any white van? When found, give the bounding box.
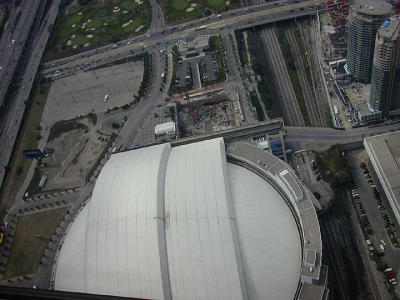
[380,244,385,252]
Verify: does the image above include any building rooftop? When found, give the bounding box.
[353,0,393,16]
[154,121,176,135]
[177,35,209,54]
[54,137,326,299]
[379,15,400,40]
[226,142,323,289]
[364,132,400,224]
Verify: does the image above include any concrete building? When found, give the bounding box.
[356,102,382,124]
[346,0,392,83]
[364,131,400,226]
[155,121,176,137]
[177,35,209,57]
[370,16,400,118]
[54,137,327,300]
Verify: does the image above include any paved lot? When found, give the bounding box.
[199,53,218,84]
[42,61,143,125]
[175,60,192,88]
[349,150,400,275]
[292,150,333,209]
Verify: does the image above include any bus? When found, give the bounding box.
[195,25,207,31]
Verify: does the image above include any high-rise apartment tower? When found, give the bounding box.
[370,16,400,118]
[347,0,392,83]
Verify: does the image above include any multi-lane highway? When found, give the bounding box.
[39,0,323,79]
[0,1,40,110]
[0,0,61,189]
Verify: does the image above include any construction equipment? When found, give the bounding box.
[185,92,196,122]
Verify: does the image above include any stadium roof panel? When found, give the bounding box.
[55,137,324,299]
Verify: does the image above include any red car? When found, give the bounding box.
[387,272,395,278]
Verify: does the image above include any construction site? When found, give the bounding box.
[324,0,349,60]
[175,90,244,137]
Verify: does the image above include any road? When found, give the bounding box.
[149,0,166,31]
[39,0,323,79]
[0,0,61,190]
[286,122,400,151]
[0,1,40,110]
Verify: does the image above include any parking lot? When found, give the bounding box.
[42,61,143,125]
[198,53,219,85]
[348,150,400,290]
[175,60,194,89]
[170,51,226,94]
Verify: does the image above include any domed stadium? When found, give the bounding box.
[54,137,327,300]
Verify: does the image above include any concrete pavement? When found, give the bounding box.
[286,122,400,151]
[40,0,323,77]
[0,0,61,195]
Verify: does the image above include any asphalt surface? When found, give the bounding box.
[0,0,61,190]
[286,122,400,151]
[39,0,323,78]
[0,1,40,110]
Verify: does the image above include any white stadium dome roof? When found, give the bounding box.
[54,138,323,299]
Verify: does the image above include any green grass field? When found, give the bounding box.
[44,0,151,61]
[3,207,69,279]
[163,0,240,24]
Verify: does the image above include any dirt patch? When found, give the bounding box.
[40,116,109,191]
